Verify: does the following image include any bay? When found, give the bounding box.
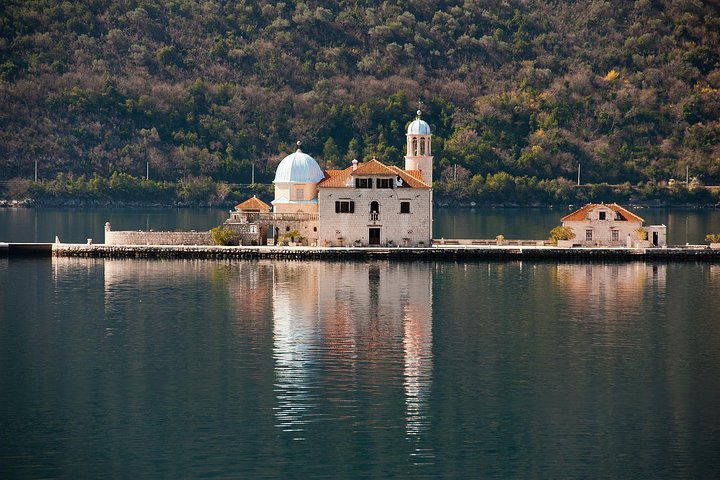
[1,209,720,478]
[1,206,719,244]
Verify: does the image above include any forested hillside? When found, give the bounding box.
[1,0,719,203]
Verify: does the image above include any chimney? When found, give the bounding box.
[352,159,358,171]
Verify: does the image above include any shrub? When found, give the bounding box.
[210,225,238,246]
[706,233,720,243]
[549,226,575,245]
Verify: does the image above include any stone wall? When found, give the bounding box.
[104,225,212,246]
[52,243,720,261]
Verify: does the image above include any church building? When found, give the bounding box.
[227,111,434,247]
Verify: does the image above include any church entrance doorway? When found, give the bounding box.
[369,227,380,246]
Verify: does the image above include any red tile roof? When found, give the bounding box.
[353,159,397,176]
[317,160,430,189]
[317,166,354,188]
[561,203,644,223]
[235,196,271,212]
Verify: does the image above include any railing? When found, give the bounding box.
[228,212,319,223]
[433,238,552,246]
[369,212,379,221]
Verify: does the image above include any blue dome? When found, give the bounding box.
[273,149,325,183]
[407,118,431,135]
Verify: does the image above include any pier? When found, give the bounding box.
[0,243,53,257]
[47,243,720,262]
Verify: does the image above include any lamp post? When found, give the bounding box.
[34,158,38,182]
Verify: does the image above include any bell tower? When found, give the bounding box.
[404,110,433,186]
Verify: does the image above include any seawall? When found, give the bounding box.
[104,229,212,246]
[51,244,720,262]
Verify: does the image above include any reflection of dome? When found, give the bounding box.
[407,111,431,135]
[273,148,325,183]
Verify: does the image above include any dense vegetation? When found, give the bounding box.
[1,0,719,204]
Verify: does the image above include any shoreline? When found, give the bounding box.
[42,243,720,262]
[2,199,719,210]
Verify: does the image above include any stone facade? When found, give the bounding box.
[317,187,431,247]
[561,203,667,247]
[104,223,212,246]
[224,212,319,246]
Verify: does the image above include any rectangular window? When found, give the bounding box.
[400,201,410,214]
[586,229,593,241]
[376,178,394,189]
[611,230,619,241]
[335,201,355,213]
[599,211,606,220]
[296,188,304,200]
[355,178,372,188]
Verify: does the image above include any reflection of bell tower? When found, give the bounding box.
[404,110,433,186]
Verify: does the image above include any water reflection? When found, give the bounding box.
[5,258,718,477]
[555,262,667,319]
[271,261,434,460]
[272,263,323,439]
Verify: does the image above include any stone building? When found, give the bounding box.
[561,203,666,247]
[229,111,434,247]
[224,196,272,245]
[317,159,431,246]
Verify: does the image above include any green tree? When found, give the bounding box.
[549,226,575,245]
[210,226,238,246]
[322,137,341,168]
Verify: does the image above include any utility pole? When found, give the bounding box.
[34,158,38,182]
[251,162,255,184]
[577,163,581,186]
[146,161,149,180]
[686,164,689,187]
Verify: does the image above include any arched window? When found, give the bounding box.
[412,138,417,156]
[370,201,379,221]
[419,138,425,155]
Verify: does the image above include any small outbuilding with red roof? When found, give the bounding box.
[561,203,666,247]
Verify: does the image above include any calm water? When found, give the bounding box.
[0,207,719,244]
[2,210,720,478]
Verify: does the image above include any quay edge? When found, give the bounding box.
[50,244,720,262]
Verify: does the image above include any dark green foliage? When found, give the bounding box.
[210,226,238,246]
[1,0,719,201]
[13,172,272,206]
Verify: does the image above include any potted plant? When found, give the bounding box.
[495,234,505,246]
[353,239,362,247]
[706,233,720,249]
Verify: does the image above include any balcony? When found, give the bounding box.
[228,212,319,223]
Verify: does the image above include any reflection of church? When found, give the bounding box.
[226,111,433,247]
[271,261,433,451]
